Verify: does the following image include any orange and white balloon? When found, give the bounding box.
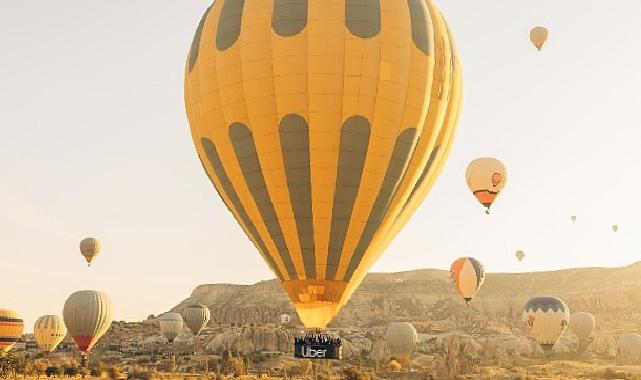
[450,257,485,305]
[465,158,507,214]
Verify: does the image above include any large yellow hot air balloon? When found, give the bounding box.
[79,237,100,266]
[34,315,67,354]
[183,304,210,336]
[158,313,184,343]
[465,158,507,214]
[385,322,417,364]
[185,0,462,328]
[63,290,113,374]
[450,257,485,305]
[0,309,24,356]
[570,312,595,351]
[530,26,548,51]
[522,296,569,351]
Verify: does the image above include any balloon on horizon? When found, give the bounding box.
[63,290,113,354]
[385,322,417,364]
[0,309,24,355]
[183,304,210,336]
[184,0,462,328]
[34,315,67,354]
[450,257,485,305]
[158,313,184,343]
[522,296,569,352]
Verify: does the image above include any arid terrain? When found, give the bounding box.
[10,263,641,379]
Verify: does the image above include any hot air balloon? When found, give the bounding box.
[530,27,548,51]
[450,257,485,305]
[79,237,100,267]
[385,322,417,365]
[516,250,525,262]
[617,333,641,365]
[183,304,211,336]
[465,158,507,214]
[63,290,113,373]
[571,215,576,223]
[34,315,67,354]
[612,225,619,233]
[522,296,569,351]
[0,309,24,356]
[158,313,184,343]
[570,312,595,351]
[185,0,463,328]
[280,313,291,325]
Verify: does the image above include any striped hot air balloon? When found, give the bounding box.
[522,296,569,352]
[450,257,485,305]
[158,313,184,343]
[34,315,67,353]
[63,290,113,353]
[183,304,210,336]
[0,309,24,355]
[185,0,463,328]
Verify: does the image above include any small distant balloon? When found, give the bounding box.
[570,312,595,344]
[79,237,101,267]
[571,215,576,223]
[385,322,417,364]
[450,257,485,305]
[279,313,291,325]
[516,250,525,262]
[612,225,619,233]
[530,26,548,51]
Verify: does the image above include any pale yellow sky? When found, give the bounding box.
[1,1,640,330]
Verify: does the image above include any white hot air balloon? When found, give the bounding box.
[279,313,291,325]
[34,315,67,354]
[385,322,417,365]
[570,312,595,351]
[465,158,507,214]
[522,296,570,352]
[618,333,641,365]
[158,313,184,343]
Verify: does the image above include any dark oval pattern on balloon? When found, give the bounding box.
[188,6,212,72]
[216,0,245,51]
[272,0,308,37]
[345,0,381,38]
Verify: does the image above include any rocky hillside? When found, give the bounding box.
[172,262,641,335]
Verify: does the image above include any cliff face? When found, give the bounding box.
[173,263,641,334]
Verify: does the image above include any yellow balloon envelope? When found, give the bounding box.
[530,26,548,51]
[0,309,24,355]
[34,315,67,353]
[522,296,569,351]
[516,250,525,262]
[79,237,100,266]
[465,157,507,214]
[185,0,462,327]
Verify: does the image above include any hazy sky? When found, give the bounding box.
[2,1,641,330]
